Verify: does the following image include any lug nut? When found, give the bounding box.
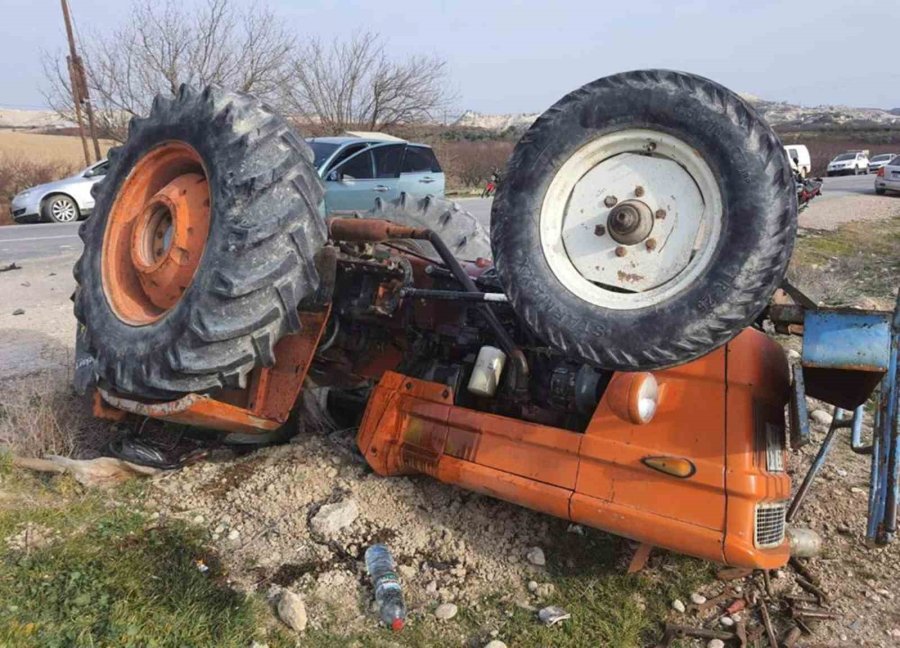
[634,186,645,197]
[645,238,657,251]
[615,246,627,257]
[655,209,667,219]
[594,224,606,237]
[604,195,618,208]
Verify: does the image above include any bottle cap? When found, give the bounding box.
[392,618,405,632]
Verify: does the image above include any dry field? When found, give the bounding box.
[0,131,114,225]
[0,131,113,167]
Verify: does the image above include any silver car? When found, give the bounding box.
[10,159,108,223]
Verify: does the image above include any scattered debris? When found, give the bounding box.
[12,454,163,488]
[12,308,24,316]
[525,546,546,566]
[0,262,22,272]
[434,602,458,620]
[195,559,209,574]
[537,605,570,626]
[310,498,359,537]
[277,590,308,632]
[660,623,734,646]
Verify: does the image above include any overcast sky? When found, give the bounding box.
[2,0,897,114]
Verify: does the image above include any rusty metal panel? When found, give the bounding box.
[802,308,892,409]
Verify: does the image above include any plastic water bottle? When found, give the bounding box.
[365,544,407,631]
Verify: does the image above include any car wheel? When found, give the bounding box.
[42,195,80,223]
[875,187,886,195]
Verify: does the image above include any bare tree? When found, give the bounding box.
[283,32,453,134]
[43,0,294,141]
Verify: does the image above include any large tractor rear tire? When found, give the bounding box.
[74,85,326,399]
[492,70,796,371]
[364,193,491,261]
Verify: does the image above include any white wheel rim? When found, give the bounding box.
[51,199,77,222]
[539,129,723,310]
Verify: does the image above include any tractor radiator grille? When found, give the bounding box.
[755,502,787,548]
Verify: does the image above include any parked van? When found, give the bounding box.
[784,145,811,177]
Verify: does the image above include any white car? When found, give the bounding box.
[9,159,108,223]
[868,153,898,173]
[784,145,811,177]
[826,152,869,176]
[875,156,900,195]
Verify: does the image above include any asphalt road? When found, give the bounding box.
[0,173,881,263]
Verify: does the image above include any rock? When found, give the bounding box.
[398,564,416,580]
[566,524,584,535]
[536,583,555,598]
[527,580,539,593]
[690,592,707,605]
[227,529,240,540]
[707,640,725,648]
[525,546,546,566]
[192,514,205,524]
[538,605,570,626]
[11,308,24,316]
[435,602,458,620]
[890,628,900,639]
[250,642,269,648]
[310,499,358,537]
[809,409,833,427]
[672,599,686,613]
[720,616,735,628]
[426,580,438,593]
[484,641,507,648]
[277,590,308,632]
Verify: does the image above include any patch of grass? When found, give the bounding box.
[0,472,285,647]
[789,217,899,306]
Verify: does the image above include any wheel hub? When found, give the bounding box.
[607,199,653,245]
[102,142,210,325]
[540,129,722,309]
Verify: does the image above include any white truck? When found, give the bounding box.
[784,145,811,177]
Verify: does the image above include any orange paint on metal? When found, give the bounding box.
[102,141,210,325]
[98,388,280,435]
[358,328,793,568]
[92,390,127,422]
[248,307,331,423]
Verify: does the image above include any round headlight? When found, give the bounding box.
[606,372,660,425]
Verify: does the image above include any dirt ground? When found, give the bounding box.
[0,193,898,645]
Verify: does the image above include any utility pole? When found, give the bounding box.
[61,0,101,164]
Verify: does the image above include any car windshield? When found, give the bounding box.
[833,154,855,162]
[307,141,340,169]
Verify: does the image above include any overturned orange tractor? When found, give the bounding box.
[75,71,900,569]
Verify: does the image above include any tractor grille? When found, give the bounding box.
[755,502,787,548]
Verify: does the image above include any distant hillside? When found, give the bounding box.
[0,108,73,130]
[454,96,900,134]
